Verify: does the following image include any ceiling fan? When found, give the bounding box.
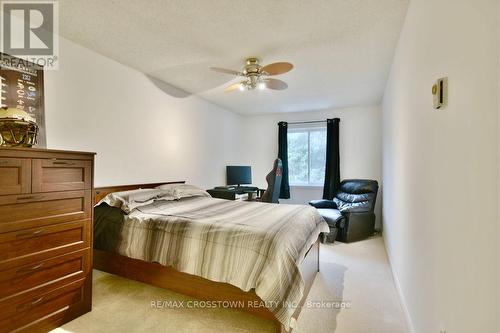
[210,57,293,92]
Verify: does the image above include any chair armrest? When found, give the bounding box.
[309,199,338,209]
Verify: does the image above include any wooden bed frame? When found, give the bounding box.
[93,182,320,333]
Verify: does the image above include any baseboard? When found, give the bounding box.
[381,232,415,333]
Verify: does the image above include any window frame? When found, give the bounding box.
[287,125,326,187]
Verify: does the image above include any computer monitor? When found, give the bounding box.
[226,166,252,186]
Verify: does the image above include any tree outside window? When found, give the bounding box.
[288,127,326,186]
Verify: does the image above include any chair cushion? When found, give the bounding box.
[339,179,378,194]
[336,191,373,203]
[317,208,345,227]
[333,196,372,212]
[334,179,379,213]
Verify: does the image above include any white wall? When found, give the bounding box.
[382,1,498,332]
[40,35,384,216]
[44,37,243,188]
[240,106,383,227]
[498,0,500,324]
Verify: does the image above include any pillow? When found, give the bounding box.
[128,189,170,202]
[99,188,175,213]
[174,184,211,199]
[155,183,179,192]
[156,183,211,199]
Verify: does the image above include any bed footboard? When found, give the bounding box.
[93,239,320,333]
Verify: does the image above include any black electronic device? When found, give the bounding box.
[226,166,252,187]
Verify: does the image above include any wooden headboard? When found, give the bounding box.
[94,181,185,205]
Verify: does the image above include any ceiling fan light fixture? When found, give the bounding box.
[214,57,293,93]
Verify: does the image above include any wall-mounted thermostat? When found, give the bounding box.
[432,77,448,109]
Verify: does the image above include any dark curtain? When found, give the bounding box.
[277,121,290,199]
[322,118,340,199]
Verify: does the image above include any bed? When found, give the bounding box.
[92,182,329,332]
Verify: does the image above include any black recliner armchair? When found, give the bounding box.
[309,179,378,243]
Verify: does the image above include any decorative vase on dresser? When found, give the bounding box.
[0,147,95,333]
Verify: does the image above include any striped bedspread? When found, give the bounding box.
[94,196,329,330]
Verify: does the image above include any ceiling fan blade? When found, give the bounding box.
[264,78,288,90]
[261,62,293,75]
[224,82,243,92]
[210,67,242,76]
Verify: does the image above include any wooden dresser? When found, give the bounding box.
[0,147,95,333]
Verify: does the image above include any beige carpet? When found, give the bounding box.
[51,236,406,333]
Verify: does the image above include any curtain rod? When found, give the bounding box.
[286,120,327,125]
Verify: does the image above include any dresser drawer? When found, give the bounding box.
[0,220,90,267]
[0,249,90,299]
[0,278,87,333]
[0,148,94,332]
[32,159,92,193]
[0,190,91,233]
[0,158,31,196]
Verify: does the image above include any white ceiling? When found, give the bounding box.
[59,0,408,115]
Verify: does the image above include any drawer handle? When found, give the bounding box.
[16,263,44,276]
[17,296,44,312]
[17,195,42,201]
[52,161,76,166]
[16,229,44,239]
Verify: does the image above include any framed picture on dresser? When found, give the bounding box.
[0,52,46,147]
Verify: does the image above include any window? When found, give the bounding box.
[288,127,326,186]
